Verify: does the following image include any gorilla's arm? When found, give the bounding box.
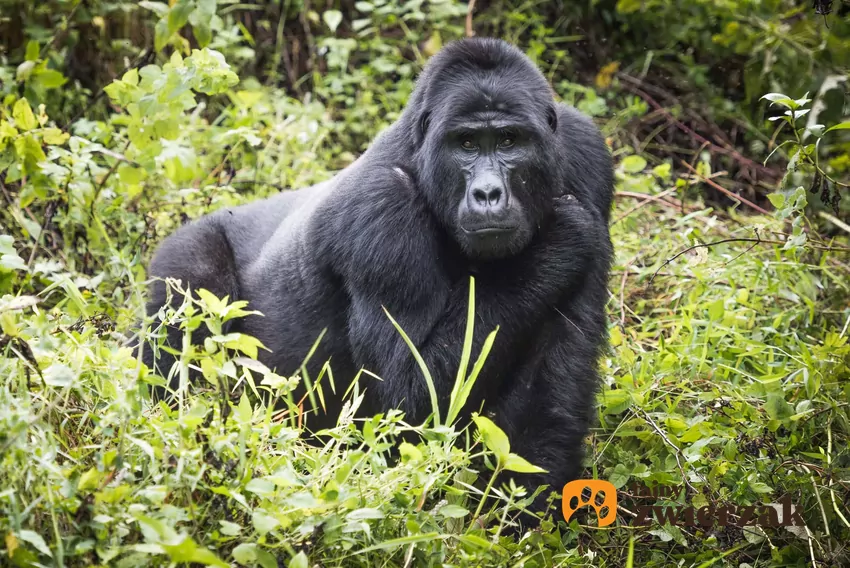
[141,215,241,391]
[141,192,296,394]
[492,254,610,512]
[323,167,454,418]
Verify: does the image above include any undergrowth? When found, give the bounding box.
[1,1,849,567]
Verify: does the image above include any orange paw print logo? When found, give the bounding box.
[562,480,617,527]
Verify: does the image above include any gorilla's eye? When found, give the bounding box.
[498,137,515,149]
[461,139,477,150]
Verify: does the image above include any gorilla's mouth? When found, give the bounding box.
[461,226,518,236]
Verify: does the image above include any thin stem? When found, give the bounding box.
[468,465,501,532]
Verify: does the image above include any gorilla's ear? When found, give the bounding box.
[418,112,431,143]
[547,105,558,132]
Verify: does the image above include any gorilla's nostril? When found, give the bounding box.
[473,188,502,206]
[472,188,488,205]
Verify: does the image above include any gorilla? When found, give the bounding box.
[142,38,613,513]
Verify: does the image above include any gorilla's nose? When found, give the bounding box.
[468,171,507,216]
[472,187,503,207]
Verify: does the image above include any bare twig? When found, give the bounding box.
[649,236,764,284]
[819,211,850,234]
[299,0,317,73]
[615,190,682,208]
[636,408,703,496]
[680,160,771,215]
[26,200,57,267]
[465,0,477,37]
[613,186,681,224]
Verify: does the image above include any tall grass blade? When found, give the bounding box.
[383,307,441,426]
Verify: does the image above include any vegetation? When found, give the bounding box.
[0,1,849,566]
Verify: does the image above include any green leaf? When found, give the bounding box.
[193,21,212,47]
[189,3,214,47]
[384,306,440,425]
[347,508,385,520]
[760,93,797,108]
[251,512,279,535]
[197,0,216,15]
[232,543,277,568]
[472,414,510,462]
[439,504,469,518]
[218,520,241,536]
[236,391,252,423]
[122,68,140,86]
[245,478,275,497]
[34,69,67,89]
[825,121,850,133]
[16,60,36,82]
[44,363,75,387]
[25,40,40,62]
[185,49,240,95]
[502,453,547,473]
[196,288,225,313]
[139,1,170,16]
[608,463,631,488]
[767,192,785,208]
[162,535,227,567]
[0,235,27,271]
[118,164,145,186]
[447,276,476,426]
[621,155,647,173]
[42,128,69,145]
[168,0,194,36]
[354,532,441,555]
[652,162,671,179]
[323,10,343,32]
[12,99,37,131]
[18,530,52,557]
[748,479,774,494]
[191,549,229,567]
[225,333,267,358]
[232,543,258,565]
[707,298,724,321]
[289,551,309,568]
[765,392,793,421]
[398,441,423,463]
[14,135,47,168]
[155,17,171,52]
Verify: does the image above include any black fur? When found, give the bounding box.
[142,38,613,513]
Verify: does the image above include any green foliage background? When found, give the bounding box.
[0,1,849,566]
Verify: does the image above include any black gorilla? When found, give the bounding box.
[142,38,613,511]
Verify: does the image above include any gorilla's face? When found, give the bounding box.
[448,117,544,259]
[415,87,560,261]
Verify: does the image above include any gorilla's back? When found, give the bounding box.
[214,181,334,272]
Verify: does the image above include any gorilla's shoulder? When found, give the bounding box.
[553,103,614,221]
[555,104,607,145]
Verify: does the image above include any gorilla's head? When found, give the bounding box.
[408,38,561,260]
